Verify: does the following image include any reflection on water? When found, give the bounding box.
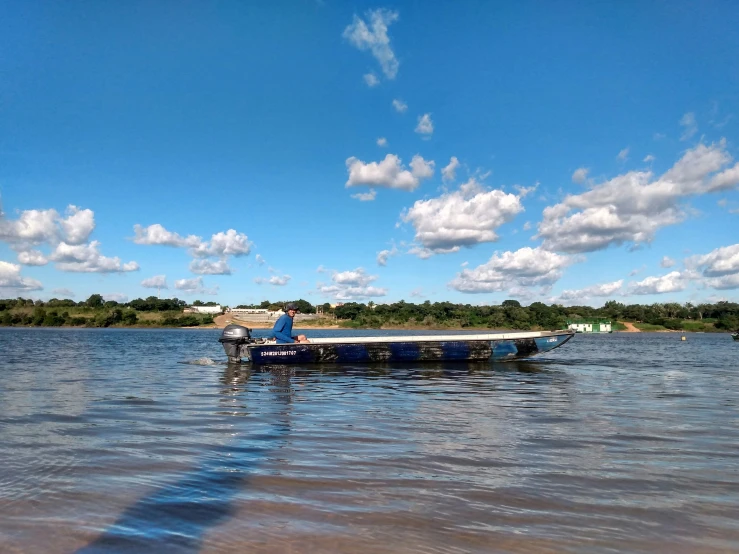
[1,328,738,553]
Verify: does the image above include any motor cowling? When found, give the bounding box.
[218,324,252,363]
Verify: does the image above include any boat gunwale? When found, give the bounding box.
[248,329,574,347]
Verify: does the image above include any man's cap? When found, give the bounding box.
[285,302,299,311]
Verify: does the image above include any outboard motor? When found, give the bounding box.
[219,324,252,363]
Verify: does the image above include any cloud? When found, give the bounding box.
[553,280,624,304]
[523,221,532,231]
[392,99,407,113]
[103,293,128,303]
[174,277,218,295]
[51,288,75,298]
[17,250,48,266]
[254,274,291,286]
[317,267,387,300]
[376,245,398,266]
[449,247,578,293]
[59,206,96,245]
[572,167,589,184]
[409,287,423,298]
[0,203,137,273]
[190,229,252,258]
[133,224,251,259]
[630,271,687,295]
[415,113,433,137]
[0,203,95,248]
[402,178,525,255]
[363,73,380,87]
[343,9,399,79]
[133,223,201,248]
[644,154,655,163]
[688,243,739,289]
[680,112,698,141]
[660,256,676,268]
[442,156,460,183]
[351,189,377,201]
[141,275,168,289]
[617,148,630,162]
[255,254,266,265]
[345,153,434,191]
[189,259,233,275]
[376,137,387,147]
[50,241,139,273]
[537,141,739,253]
[0,261,43,291]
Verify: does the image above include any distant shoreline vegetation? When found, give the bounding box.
[1,296,738,332]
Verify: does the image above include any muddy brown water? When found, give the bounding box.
[1,328,738,553]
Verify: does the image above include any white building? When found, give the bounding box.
[229,308,268,315]
[189,305,222,314]
[567,319,612,333]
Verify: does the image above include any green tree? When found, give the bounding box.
[86,294,104,308]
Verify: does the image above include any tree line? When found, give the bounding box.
[234,298,739,331]
[3,295,738,331]
[0,295,212,328]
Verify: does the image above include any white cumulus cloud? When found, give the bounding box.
[0,261,43,291]
[660,256,676,268]
[0,203,95,248]
[376,246,398,266]
[402,178,525,256]
[17,250,48,266]
[189,259,233,275]
[415,113,433,137]
[345,153,434,191]
[537,141,739,253]
[552,280,624,304]
[60,206,96,245]
[688,243,739,289]
[572,167,589,184]
[141,275,168,289]
[442,157,460,183]
[392,99,407,113]
[174,277,218,295]
[132,223,201,248]
[630,271,687,295]
[449,247,578,293]
[318,267,387,300]
[376,137,387,147]
[50,241,139,273]
[351,189,377,201]
[617,147,630,162]
[363,72,380,87]
[343,9,400,79]
[258,274,290,286]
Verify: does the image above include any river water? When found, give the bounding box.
[0,328,738,553]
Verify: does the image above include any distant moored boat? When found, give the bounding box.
[732,332,739,341]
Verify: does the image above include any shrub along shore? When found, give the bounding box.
[1,295,737,332]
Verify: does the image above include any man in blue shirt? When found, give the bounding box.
[272,302,310,344]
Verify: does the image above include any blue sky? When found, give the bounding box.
[1,1,738,306]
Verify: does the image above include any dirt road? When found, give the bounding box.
[620,321,641,332]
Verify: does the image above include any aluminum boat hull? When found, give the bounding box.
[245,330,574,365]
